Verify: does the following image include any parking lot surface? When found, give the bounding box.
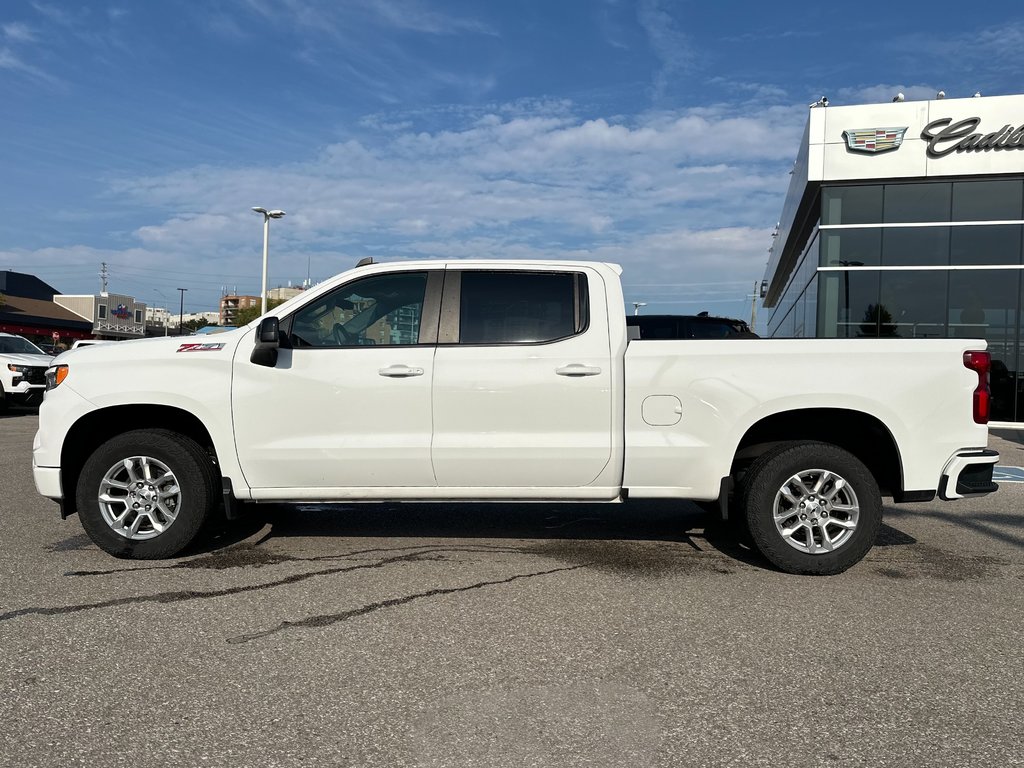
[2,411,1023,768]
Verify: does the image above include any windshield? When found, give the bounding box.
[0,336,46,355]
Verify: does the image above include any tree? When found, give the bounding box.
[235,299,285,327]
[182,318,210,332]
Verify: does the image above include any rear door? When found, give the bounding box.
[430,267,613,487]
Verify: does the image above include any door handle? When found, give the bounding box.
[555,363,602,377]
[378,365,425,378]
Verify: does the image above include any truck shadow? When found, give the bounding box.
[197,501,919,573]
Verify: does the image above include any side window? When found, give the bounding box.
[290,272,428,348]
[458,271,587,344]
[97,304,107,319]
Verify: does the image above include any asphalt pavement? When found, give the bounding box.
[1,411,1022,768]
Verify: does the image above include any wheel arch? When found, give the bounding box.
[60,404,219,518]
[731,408,903,498]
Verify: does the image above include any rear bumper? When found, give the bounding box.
[939,449,999,500]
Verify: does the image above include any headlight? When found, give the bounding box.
[44,365,69,391]
[7,364,29,373]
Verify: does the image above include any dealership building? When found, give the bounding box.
[762,93,1024,424]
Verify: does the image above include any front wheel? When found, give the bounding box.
[737,442,882,575]
[76,429,219,559]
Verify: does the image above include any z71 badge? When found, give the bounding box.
[177,342,225,353]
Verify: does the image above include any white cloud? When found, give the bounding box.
[637,0,694,99]
[3,22,37,43]
[0,46,59,83]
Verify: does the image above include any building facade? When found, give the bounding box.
[763,93,1024,425]
[220,294,259,326]
[55,293,147,340]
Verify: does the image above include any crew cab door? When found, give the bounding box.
[430,267,614,487]
[231,269,441,492]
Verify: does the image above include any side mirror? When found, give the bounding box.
[251,317,280,367]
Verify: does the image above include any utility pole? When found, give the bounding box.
[100,262,109,294]
[177,288,187,336]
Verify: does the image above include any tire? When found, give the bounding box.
[737,441,882,575]
[76,429,219,559]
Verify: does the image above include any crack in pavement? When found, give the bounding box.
[0,547,515,623]
[63,543,523,577]
[224,565,586,645]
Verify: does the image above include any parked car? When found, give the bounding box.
[33,260,998,574]
[71,339,113,349]
[627,312,758,339]
[0,332,53,410]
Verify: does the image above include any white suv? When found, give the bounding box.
[0,333,53,410]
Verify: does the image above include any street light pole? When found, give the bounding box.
[252,206,287,315]
[633,302,647,316]
[177,288,187,336]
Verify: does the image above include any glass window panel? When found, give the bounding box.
[290,272,427,347]
[952,180,1024,222]
[883,183,951,223]
[822,186,883,225]
[878,271,948,338]
[948,270,1020,421]
[819,270,880,338]
[949,224,1022,266]
[820,228,881,267]
[882,227,950,267]
[805,274,818,337]
[459,271,581,344]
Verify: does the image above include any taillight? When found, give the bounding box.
[963,351,990,424]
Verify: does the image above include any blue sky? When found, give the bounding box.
[2,1,1023,323]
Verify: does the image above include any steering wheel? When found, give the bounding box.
[331,322,355,345]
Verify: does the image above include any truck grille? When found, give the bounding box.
[24,367,47,385]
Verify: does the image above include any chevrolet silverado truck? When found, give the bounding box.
[32,260,999,574]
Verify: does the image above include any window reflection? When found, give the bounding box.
[883,183,951,223]
[882,227,950,267]
[949,225,1022,266]
[952,180,1024,222]
[878,271,948,338]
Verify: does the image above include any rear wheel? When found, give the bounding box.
[737,442,881,575]
[76,429,218,559]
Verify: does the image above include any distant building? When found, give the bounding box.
[55,293,147,340]
[220,294,259,326]
[267,285,305,302]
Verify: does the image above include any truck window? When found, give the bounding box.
[458,271,587,344]
[290,272,428,347]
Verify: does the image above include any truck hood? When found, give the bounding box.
[1,353,54,366]
[53,330,249,365]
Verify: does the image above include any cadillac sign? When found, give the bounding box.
[842,127,908,154]
[921,117,1024,158]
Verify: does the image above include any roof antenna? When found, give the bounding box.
[356,257,375,267]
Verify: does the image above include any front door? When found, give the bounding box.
[232,269,441,492]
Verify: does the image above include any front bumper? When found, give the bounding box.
[939,449,999,500]
[32,461,63,501]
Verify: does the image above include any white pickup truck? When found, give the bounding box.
[32,260,999,574]
[1,333,53,410]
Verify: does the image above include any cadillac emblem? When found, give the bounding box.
[842,127,908,154]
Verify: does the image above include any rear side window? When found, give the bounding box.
[459,271,587,344]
